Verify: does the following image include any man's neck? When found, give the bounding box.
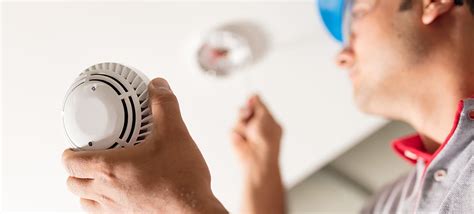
[420,135,443,154]
[406,63,473,153]
[397,19,474,154]
[410,94,460,153]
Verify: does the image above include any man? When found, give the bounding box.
[62,0,474,213]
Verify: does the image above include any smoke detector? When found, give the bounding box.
[62,62,152,150]
[193,21,269,77]
[197,30,252,76]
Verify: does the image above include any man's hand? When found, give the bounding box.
[62,78,227,213]
[231,95,285,214]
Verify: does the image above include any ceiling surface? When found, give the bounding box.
[2,2,384,212]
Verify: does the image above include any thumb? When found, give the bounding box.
[250,95,269,118]
[147,78,184,133]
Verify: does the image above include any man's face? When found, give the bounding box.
[337,0,427,117]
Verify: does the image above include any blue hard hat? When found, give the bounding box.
[317,0,346,43]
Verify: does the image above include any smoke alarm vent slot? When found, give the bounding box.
[107,142,119,149]
[91,74,129,93]
[90,79,121,95]
[119,99,128,139]
[127,71,137,84]
[126,96,136,143]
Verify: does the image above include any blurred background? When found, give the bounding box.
[288,121,413,213]
[1,1,413,213]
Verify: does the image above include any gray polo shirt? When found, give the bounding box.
[362,97,474,213]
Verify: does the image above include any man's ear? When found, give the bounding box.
[422,0,456,24]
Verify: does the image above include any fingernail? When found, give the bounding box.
[248,96,256,106]
[151,78,171,92]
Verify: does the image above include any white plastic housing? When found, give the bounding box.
[62,62,152,150]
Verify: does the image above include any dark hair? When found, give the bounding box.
[468,0,474,14]
[400,0,474,14]
[399,0,413,11]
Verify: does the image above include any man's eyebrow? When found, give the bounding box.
[353,0,370,5]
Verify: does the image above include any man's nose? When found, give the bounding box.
[336,46,355,69]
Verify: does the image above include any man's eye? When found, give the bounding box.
[351,3,370,19]
[351,9,365,19]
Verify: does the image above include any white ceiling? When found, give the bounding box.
[1,2,385,212]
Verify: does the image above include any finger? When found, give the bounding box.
[239,106,254,123]
[238,95,260,123]
[62,149,106,179]
[231,131,246,144]
[67,176,96,200]
[80,198,101,213]
[250,95,270,118]
[230,131,248,152]
[232,123,247,139]
[232,120,251,149]
[233,120,248,136]
[147,78,184,133]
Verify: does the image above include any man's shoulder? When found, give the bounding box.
[361,152,474,214]
[360,168,419,214]
[438,155,474,213]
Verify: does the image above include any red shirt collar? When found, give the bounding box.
[391,100,465,165]
[392,134,432,164]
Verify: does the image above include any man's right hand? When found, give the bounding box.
[231,95,285,214]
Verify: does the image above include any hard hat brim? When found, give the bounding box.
[317,0,345,43]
